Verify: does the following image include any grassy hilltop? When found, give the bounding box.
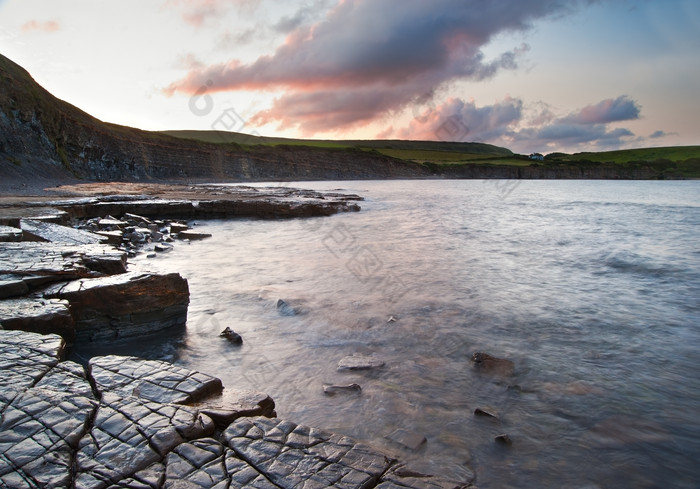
[164,129,700,179]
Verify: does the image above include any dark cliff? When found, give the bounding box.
[0,53,428,185]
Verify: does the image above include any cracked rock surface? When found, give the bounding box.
[0,330,474,489]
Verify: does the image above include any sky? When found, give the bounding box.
[0,0,698,154]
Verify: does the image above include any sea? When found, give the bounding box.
[74,179,700,489]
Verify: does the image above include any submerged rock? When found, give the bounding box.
[386,429,428,451]
[495,433,513,446]
[472,351,515,376]
[337,353,386,371]
[323,383,362,395]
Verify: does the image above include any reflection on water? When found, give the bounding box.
[73,180,700,488]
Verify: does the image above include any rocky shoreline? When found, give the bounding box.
[0,183,475,488]
[1,329,473,488]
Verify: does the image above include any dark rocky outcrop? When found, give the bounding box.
[43,271,190,342]
[0,330,476,489]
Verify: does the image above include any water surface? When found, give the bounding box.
[78,180,700,488]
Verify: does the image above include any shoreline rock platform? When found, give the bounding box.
[0,330,474,489]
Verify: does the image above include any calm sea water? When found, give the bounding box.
[78,180,700,488]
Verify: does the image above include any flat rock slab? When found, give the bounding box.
[44,271,189,341]
[0,361,97,489]
[224,416,395,489]
[0,330,65,408]
[0,225,22,242]
[89,355,223,405]
[0,242,127,280]
[337,354,386,371]
[74,392,216,489]
[20,218,107,245]
[0,298,75,341]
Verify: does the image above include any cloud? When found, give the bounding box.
[649,129,677,138]
[560,96,641,124]
[165,0,591,132]
[166,0,260,27]
[395,97,523,142]
[21,20,60,33]
[393,94,640,152]
[273,0,333,33]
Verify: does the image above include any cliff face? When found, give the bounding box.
[0,53,683,185]
[0,54,429,185]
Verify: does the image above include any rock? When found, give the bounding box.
[147,252,157,258]
[97,217,127,229]
[495,433,513,446]
[0,298,75,342]
[123,212,152,225]
[474,407,499,421]
[387,315,398,323]
[177,229,212,240]
[223,416,395,489]
[472,351,515,376]
[94,229,123,245]
[0,276,29,299]
[0,331,66,407]
[0,242,127,280]
[0,360,97,489]
[89,355,223,404]
[194,389,276,427]
[0,225,22,242]
[337,353,386,371]
[276,298,300,316]
[219,326,243,345]
[0,330,474,489]
[169,222,189,233]
[43,271,190,341]
[386,429,428,451]
[20,218,107,245]
[74,392,216,487]
[323,383,362,395]
[379,463,475,489]
[154,242,173,252]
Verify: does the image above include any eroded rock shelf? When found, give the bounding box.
[0,330,474,489]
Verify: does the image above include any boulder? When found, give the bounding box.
[0,298,75,342]
[43,271,189,341]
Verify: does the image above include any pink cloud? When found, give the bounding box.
[164,0,588,133]
[21,20,60,33]
[165,0,259,27]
